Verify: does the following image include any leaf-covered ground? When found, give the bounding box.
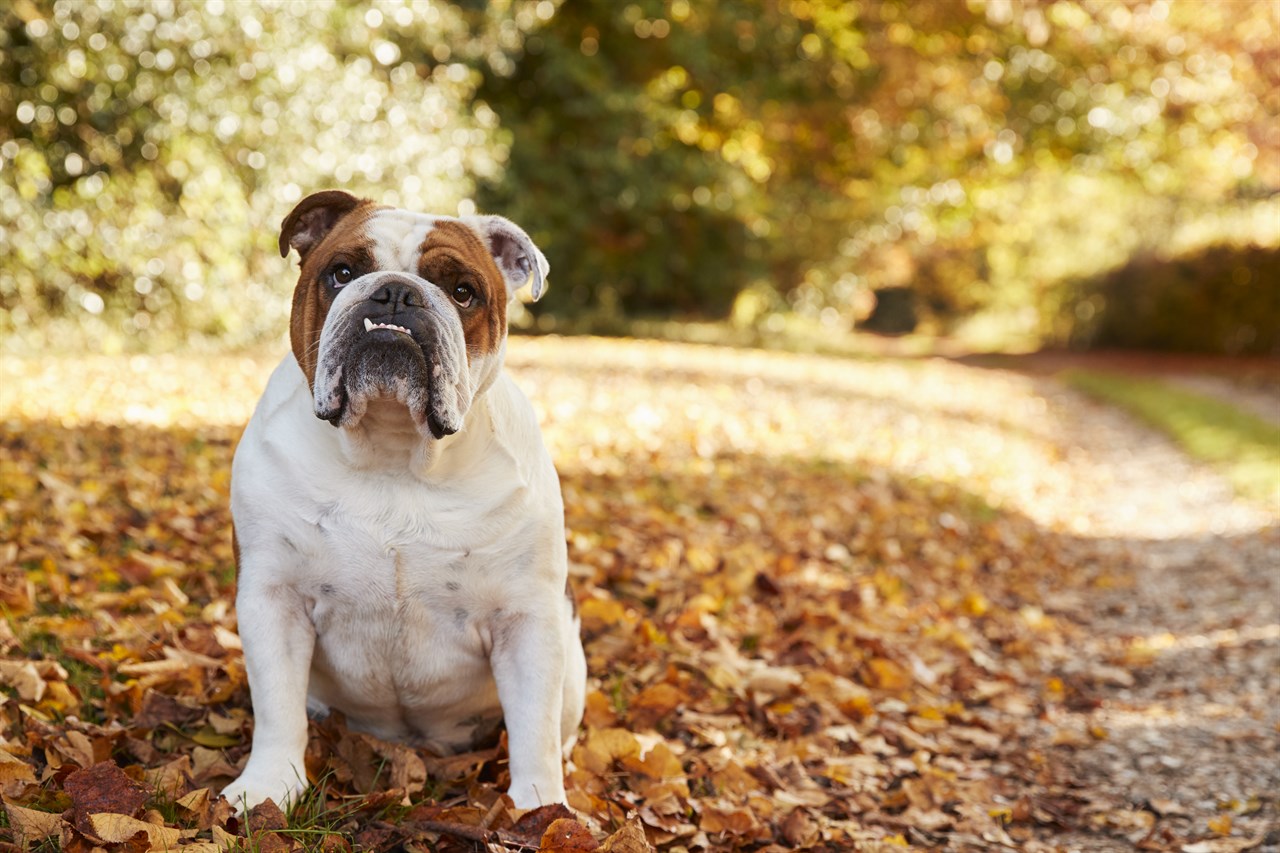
[1,338,1276,852]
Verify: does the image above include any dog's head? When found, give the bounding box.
[280,190,547,440]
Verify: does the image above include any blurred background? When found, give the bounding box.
[2,0,1277,357]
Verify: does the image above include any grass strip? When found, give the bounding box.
[1063,369,1280,504]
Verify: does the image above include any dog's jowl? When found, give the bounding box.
[222,190,586,812]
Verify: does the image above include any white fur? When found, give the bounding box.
[222,210,585,813]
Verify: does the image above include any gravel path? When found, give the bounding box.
[1022,376,1280,852]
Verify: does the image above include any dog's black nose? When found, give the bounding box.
[369,281,421,310]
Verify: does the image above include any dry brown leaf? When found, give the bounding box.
[630,683,683,720]
[3,801,64,845]
[509,803,577,846]
[65,760,149,837]
[779,808,820,848]
[699,802,761,837]
[540,816,601,851]
[599,818,656,853]
[0,749,35,784]
[1181,838,1264,853]
[1147,798,1191,818]
[364,735,427,799]
[0,660,64,703]
[89,811,185,848]
[212,824,240,849]
[246,797,289,833]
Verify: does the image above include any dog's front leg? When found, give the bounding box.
[490,611,567,808]
[221,584,316,813]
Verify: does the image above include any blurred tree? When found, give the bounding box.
[0,0,527,350]
[2,0,1276,353]
[477,0,1278,349]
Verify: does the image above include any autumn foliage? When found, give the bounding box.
[1,339,1275,851]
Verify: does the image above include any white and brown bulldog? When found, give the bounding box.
[222,190,586,812]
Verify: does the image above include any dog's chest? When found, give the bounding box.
[304,501,527,649]
[313,535,502,635]
[294,490,536,746]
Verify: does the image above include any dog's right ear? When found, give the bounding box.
[279,190,366,260]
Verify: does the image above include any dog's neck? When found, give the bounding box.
[334,392,492,479]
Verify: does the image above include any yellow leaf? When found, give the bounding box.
[631,683,682,716]
[89,811,184,848]
[1208,814,1232,836]
[176,787,211,810]
[866,658,912,692]
[38,680,78,715]
[579,597,631,632]
[962,592,989,616]
[188,728,240,748]
[621,741,683,780]
[0,750,36,784]
[577,727,640,775]
[3,802,63,845]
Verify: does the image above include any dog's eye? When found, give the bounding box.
[330,264,355,287]
[452,283,475,308]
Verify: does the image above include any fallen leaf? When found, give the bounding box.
[1208,815,1233,835]
[89,811,184,847]
[780,808,820,847]
[700,802,762,838]
[3,801,64,845]
[510,803,577,846]
[246,797,288,833]
[540,816,601,851]
[0,749,36,784]
[65,760,149,835]
[599,818,656,853]
[1182,838,1264,853]
[1146,798,1190,818]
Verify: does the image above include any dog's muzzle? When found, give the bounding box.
[312,274,473,439]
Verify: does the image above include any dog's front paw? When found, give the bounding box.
[220,767,307,814]
[507,777,567,810]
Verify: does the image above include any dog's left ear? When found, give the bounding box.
[280,190,367,261]
[465,215,549,302]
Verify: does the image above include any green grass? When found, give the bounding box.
[1063,369,1280,504]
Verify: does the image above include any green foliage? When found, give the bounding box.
[1064,369,1280,503]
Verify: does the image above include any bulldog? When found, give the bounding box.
[221,190,586,812]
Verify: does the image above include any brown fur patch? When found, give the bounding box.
[565,577,577,618]
[288,202,381,389]
[417,221,507,358]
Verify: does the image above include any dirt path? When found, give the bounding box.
[1017,375,1280,852]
